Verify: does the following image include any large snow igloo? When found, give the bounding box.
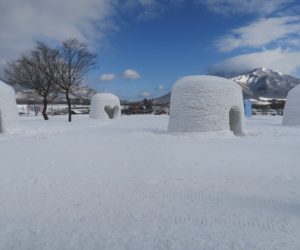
[283,84,300,126]
[0,81,18,133]
[90,93,121,120]
[168,75,246,135]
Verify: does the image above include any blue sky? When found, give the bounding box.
[1,0,300,100]
[91,4,234,99]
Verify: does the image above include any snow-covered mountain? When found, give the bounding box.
[153,92,171,105]
[153,68,300,104]
[12,67,300,104]
[231,67,300,98]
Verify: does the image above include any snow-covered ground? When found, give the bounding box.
[0,115,300,250]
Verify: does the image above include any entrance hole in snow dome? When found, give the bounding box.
[229,106,242,135]
[104,105,119,119]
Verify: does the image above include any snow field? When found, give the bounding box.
[0,115,300,249]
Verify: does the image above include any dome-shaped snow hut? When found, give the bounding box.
[168,75,246,135]
[90,93,121,120]
[0,81,18,133]
[283,84,300,126]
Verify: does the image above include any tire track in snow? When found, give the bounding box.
[134,190,296,208]
[224,176,300,185]
[126,190,299,233]
[171,215,290,233]
[107,210,295,233]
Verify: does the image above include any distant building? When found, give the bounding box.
[168,75,246,135]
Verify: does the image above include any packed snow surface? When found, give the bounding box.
[0,115,300,249]
[168,75,245,135]
[90,93,120,120]
[283,84,300,126]
[0,81,18,133]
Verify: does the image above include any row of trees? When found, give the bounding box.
[5,39,96,121]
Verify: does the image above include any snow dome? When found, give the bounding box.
[168,75,246,135]
[283,84,300,126]
[0,81,18,133]
[90,93,121,120]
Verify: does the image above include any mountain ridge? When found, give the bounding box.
[153,68,300,105]
[11,67,300,105]
[231,67,300,98]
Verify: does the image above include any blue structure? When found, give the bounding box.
[244,99,252,117]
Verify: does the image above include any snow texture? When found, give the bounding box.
[283,84,300,126]
[168,75,246,135]
[0,115,300,250]
[90,93,120,120]
[0,81,18,133]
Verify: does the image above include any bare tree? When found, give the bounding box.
[4,42,59,120]
[54,39,96,122]
[4,38,95,122]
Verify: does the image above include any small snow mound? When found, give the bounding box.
[90,93,121,120]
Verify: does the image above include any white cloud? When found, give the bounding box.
[123,0,292,17]
[99,73,116,81]
[216,16,300,52]
[209,48,300,76]
[121,0,185,21]
[196,0,291,15]
[0,0,295,70]
[123,69,141,80]
[140,91,151,97]
[136,0,157,7]
[123,0,157,8]
[156,85,164,91]
[0,0,116,65]
[3,0,291,67]
[122,0,161,19]
[286,38,300,47]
